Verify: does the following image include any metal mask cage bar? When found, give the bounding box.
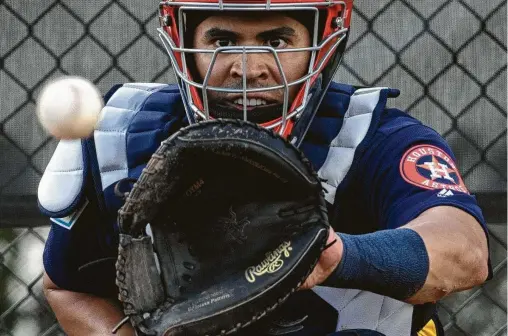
[158,1,348,132]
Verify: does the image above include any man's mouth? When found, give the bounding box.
[223,97,280,111]
[232,98,269,107]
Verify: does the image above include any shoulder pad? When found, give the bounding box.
[94,83,178,190]
[38,139,86,217]
[38,83,180,217]
[318,87,389,203]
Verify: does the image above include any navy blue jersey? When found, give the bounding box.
[40,82,490,321]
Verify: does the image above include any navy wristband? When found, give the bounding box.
[323,228,429,300]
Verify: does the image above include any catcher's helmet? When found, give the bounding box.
[158,0,353,143]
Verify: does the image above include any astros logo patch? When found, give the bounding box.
[400,145,469,194]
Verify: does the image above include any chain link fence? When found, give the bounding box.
[0,0,506,335]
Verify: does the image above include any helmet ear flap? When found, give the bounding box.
[288,32,347,148]
[161,7,207,115]
[160,5,177,38]
[181,19,201,83]
[283,11,349,144]
[178,11,208,113]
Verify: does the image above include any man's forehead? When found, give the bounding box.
[192,11,307,30]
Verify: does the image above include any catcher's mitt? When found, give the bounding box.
[114,119,330,336]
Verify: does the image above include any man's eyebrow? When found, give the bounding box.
[203,28,238,41]
[202,26,296,41]
[257,26,296,40]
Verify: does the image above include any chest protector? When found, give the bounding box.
[38,82,415,335]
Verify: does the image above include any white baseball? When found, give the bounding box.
[36,76,103,139]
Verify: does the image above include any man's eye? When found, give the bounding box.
[266,38,288,49]
[214,39,235,48]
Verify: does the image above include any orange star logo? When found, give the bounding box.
[416,155,456,182]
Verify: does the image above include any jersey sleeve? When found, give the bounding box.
[356,113,492,278]
[41,84,127,297]
[42,173,119,298]
[357,116,484,230]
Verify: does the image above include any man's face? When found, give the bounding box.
[192,12,311,122]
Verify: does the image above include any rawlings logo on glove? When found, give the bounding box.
[245,241,293,283]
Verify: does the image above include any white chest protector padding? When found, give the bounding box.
[37,83,169,215]
[38,139,84,214]
[95,83,167,190]
[312,287,413,334]
[318,88,383,204]
[314,88,414,335]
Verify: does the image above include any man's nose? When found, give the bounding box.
[229,52,270,81]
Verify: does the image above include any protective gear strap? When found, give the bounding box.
[324,228,429,301]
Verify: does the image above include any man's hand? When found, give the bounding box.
[300,227,343,290]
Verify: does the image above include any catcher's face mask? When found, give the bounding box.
[158,0,352,141]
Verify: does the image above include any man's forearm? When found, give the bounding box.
[43,273,134,336]
[311,206,489,304]
[403,206,489,304]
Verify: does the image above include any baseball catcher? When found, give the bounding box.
[39,0,490,335]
